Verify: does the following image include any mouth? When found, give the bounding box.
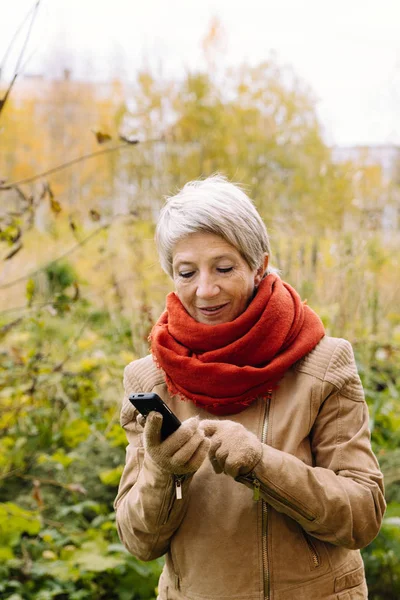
[197,303,229,315]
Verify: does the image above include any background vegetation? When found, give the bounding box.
[1,21,400,599]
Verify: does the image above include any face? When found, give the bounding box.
[172,232,268,325]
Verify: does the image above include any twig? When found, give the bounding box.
[14,2,40,76]
[0,273,140,316]
[0,466,25,481]
[0,300,70,316]
[52,314,92,372]
[17,473,86,494]
[0,316,24,335]
[0,1,37,78]
[0,1,41,118]
[0,223,109,290]
[0,138,160,189]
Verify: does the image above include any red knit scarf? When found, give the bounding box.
[150,274,325,415]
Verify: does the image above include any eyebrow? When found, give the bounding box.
[173,254,237,268]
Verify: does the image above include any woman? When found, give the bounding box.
[115,175,385,600]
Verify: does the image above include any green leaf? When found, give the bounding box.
[69,541,124,572]
[0,503,41,548]
[26,278,36,306]
[99,465,123,486]
[34,559,80,582]
[62,419,91,448]
[107,543,128,553]
[58,501,102,518]
[37,449,76,469]
[384,502,400,519]
[0,546,14,560]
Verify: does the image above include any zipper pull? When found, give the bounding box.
[175,477,183,500]
[253,478,261,502]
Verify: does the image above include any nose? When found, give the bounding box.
[196,272,220,299]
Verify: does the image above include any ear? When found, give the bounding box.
[254,254,269,286]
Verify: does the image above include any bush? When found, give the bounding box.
[0,300,161,599]
[1,296,399,598]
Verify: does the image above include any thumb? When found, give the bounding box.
[199,419,219,437]
[144,411,163,447]
[136,413,146,429]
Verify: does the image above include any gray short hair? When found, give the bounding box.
[156,175,274,277]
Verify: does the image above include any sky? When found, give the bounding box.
[1,0,400,146]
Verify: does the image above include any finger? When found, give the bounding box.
[199,419,219,437]
[144,412,163,447]
[209,436,222,457]
[223,457,241,479]
[161,416,200,455]
[187,437,211,472]
[208,440,224,474]
[214,446,229,471]
[210,456,223,474]
[136,413,146,429]
[170,430,206,467]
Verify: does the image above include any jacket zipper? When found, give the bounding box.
[252,481,316,522]
[261,393,271,600]
[175,475,183,499]
[169,544,181,591]
[163,475,184,590]
[254,482,319,571]
[302,531,320,568]
[162,475,185,526]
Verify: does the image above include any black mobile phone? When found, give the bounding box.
[129,392,181,440]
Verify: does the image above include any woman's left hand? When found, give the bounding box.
[200,420,262,478]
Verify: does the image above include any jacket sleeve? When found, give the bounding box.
[248,340,386,550]
[114,365,193,561]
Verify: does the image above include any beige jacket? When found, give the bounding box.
[114,336,385,600]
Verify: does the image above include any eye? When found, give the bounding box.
[178,271,195,279]
[217,267,233,274]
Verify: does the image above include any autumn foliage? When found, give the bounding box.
[0,50,400,599]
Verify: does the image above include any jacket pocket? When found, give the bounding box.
[335,565,367,599]
[337,586,367,600]
[334,565,365,592]
[302,531,321,569]
[168,544,181,592]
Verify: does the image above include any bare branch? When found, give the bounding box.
[52,314,92,373]
[0,1,41,119]
[17,474,88,495]
[0,316,24,336]
[0,223,110,290]
[0,137,163,189]
[0,1,38,78]
[0,74,17,115]
[14,2,41,77]
[4,242,23,260]
[0,273,140,317]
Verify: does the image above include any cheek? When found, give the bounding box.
[174,282,192,306]
[233,276,255,305]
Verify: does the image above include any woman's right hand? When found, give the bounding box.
[142,412,210,475]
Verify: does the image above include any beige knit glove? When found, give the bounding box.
[143,412,210,476]
[200,419,262,478]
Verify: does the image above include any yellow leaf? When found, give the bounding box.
[99,465,123,486]
[26,278,35,305]
[79,357,100,372]
[92,130,112,144]
[46,183,62,213]
[50,197,62,214]
[63,419,91,448]
[119,350,137,364]
[89,209,101,221]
